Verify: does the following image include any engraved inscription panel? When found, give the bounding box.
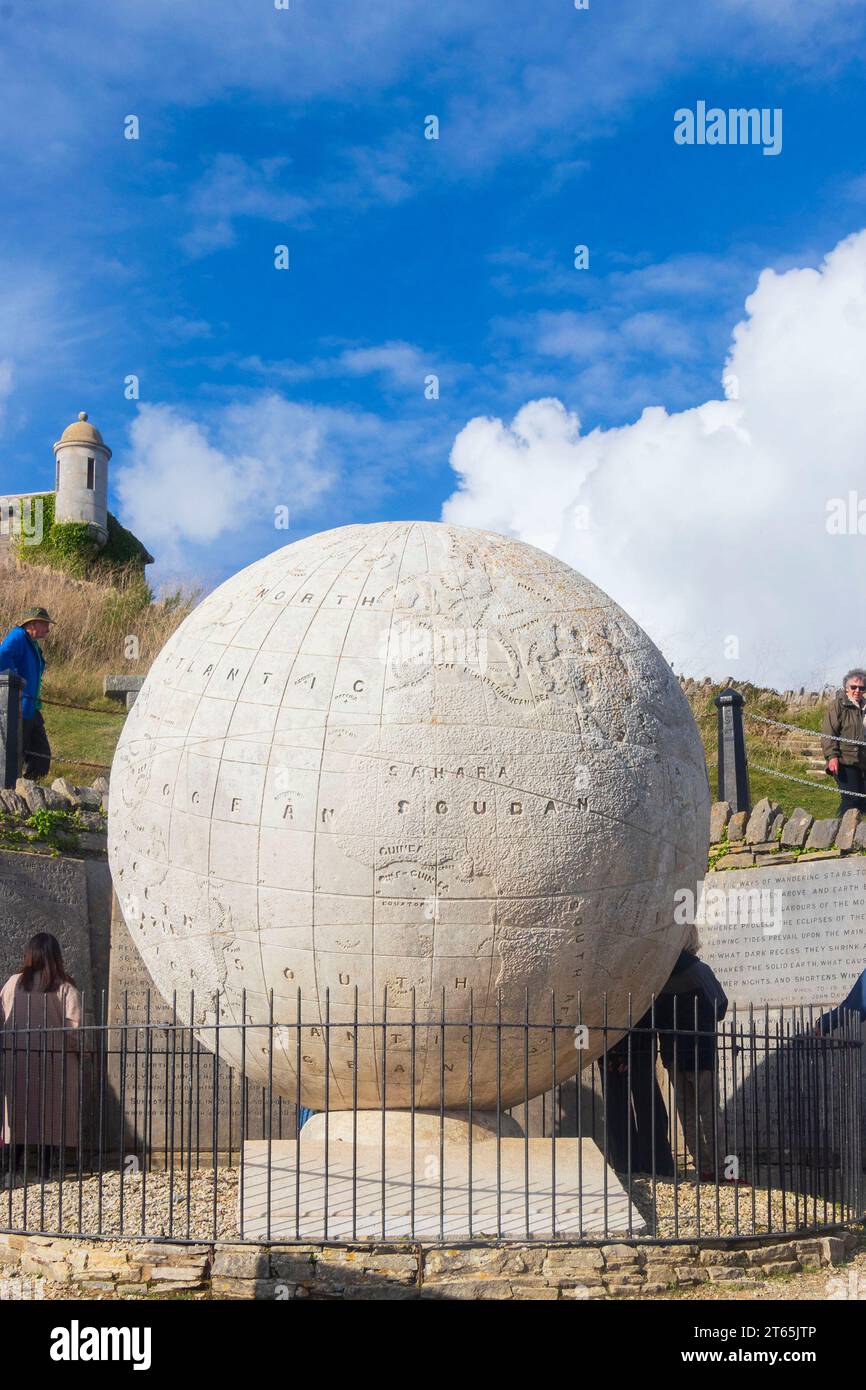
[701,860,866,1008]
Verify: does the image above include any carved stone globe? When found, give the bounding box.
[108,522,709,1111]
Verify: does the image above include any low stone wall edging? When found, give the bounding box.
[0,1227,858,1300]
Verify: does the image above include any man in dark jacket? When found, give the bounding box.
[0,607,53,778]
[653,949,728,1180]
[821,671,866,813]
[597,1005,675,1177]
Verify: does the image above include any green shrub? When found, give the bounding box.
[16,492,152,581]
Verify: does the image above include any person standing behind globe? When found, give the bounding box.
[653,947,728,1182]
[822,670,866,815]
[597,1008,675,1178]
[0,606,53,779]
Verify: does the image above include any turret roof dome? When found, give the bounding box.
[54,411,110,455]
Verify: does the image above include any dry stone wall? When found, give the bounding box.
[709,795,866,869]
[0,1229,855,1300]
[679,676,835,710]
[0,774,108,857]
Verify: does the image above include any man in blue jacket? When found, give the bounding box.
[0,606,53,778]
[815,970,866,1034]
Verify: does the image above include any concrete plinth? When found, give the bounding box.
[300,1109,525,1147]
[239,1131,645,1240]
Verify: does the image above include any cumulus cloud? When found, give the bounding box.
[113,392,440,574]
[114,396,341,569]
[443,229,866,689]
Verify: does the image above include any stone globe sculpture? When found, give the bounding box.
[108,521,709,1113]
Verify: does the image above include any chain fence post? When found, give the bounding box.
[0,669,24,788]
[715,686,751,814]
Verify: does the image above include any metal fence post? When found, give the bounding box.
[0,669,24,789]
[715,686,751,814]
[0,1002,861,1243]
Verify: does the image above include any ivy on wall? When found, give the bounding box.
[15,493,152,582]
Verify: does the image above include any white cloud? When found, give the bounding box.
[239,340,455,393]
[114,397,338,568]
[113,392,432,572]
[493,298,721,418]
[443,229,866,689]
[181,155,313,257]
[335,342,437,389]
[150,315,213,343]
[0,0,861,202]
[0,359,13,425]
[0,262,120,449]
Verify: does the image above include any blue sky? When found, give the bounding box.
[3,0,866,684]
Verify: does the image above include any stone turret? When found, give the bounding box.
[53,410,111,546]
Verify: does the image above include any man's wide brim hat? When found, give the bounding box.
[19,607,53,626]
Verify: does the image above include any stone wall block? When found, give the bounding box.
[836,809,861,851]
[211,1247,267,1280]
[710,802,732,843]
[780,808,813,848]
[745,798,779,844]
[805,818,841,851]
[727,811,749,841]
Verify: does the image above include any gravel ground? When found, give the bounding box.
[629,1173,847,1239]
[0,1167,240,1240]
[0,1165,848,1243]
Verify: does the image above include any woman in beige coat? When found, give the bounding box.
[1,933,82,1180]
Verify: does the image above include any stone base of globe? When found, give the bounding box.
[240,1126,643,1239]
[300,1109,525,1147]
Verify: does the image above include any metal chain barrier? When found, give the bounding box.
[749,761,866,800]
[745,710,866,749]
[746,708,866,798]
[50,754,111,771]
[41,697,125,717]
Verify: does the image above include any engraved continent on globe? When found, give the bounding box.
[108,521,710,1110]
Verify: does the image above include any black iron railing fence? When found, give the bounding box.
[0,990,861,1244]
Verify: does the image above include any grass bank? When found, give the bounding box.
[688,681,838,821]
[0,559,197,782]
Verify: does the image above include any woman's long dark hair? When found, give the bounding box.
[18,933,75,993]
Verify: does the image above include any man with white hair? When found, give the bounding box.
[822,669,866,814]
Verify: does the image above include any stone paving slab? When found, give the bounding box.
[239,1137,645,1241]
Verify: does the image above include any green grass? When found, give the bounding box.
[38,691,126,784]
[731,762,842,822]
[1,556,197,789]
[690,683,840,822]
